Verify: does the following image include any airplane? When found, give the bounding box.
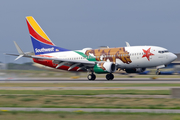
[6,16,177,80]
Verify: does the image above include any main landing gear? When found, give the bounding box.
[87,73,114,81]
[106,73,114,80]
[87,73,96,80]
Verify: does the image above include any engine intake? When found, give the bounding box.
[94,62,116,74]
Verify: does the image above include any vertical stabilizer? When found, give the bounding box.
[26,16,69,55]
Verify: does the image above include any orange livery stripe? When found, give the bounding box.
[26,16,54,45]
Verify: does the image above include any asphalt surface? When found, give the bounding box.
[0,86,178,90]
[0,77,180,90]
[1,107,180,113]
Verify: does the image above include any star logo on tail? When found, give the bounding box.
[142,47,154,61]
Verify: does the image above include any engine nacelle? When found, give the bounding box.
[125,68,146,73]
[93,62,116,74]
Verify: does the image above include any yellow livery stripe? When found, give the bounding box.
[26,16,51,42]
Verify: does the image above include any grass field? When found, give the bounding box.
[0,89,170,95]
[0,87,174,109]
[0,111,180,120]
[0,92,179,109]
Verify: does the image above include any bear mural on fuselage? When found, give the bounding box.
[85,47,132,64]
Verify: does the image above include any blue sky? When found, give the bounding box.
[1,0,180,63]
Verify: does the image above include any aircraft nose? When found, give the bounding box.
[169,53,177,62]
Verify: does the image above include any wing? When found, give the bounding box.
[5,42,95,71]
[5,53,95,71]
[32,55,95,71]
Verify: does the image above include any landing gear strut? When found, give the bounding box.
[156,69,161,75]
[87,73,96,80]
[106,73,114,80]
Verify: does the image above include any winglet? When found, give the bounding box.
[125,42,130,47]
[14,41,25,60]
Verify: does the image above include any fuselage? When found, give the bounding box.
[33,46,177,71]
[8,16,178,81]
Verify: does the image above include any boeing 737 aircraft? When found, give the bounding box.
[6,16,177,80]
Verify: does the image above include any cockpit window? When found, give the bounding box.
[158,50,169,54]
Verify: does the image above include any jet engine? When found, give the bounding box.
[125,68,146,73]
[93,62,116,74]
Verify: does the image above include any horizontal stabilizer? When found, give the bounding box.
[15,55,23,61]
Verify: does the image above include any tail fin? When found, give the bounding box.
[26,16,69,55]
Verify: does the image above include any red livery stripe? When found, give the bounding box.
[26,19,54,46]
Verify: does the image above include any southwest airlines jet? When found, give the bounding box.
[7,16,177,80]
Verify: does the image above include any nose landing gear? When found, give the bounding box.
[156,69,161,75]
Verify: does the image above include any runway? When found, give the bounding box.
[1,107,180,113]
[0,77,180,90]
[1,77,180,83]
[0,86,178,90]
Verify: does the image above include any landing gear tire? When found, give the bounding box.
[106,73,114,80]
[87,74,96,80]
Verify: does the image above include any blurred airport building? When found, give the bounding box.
[0,62,7,70]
